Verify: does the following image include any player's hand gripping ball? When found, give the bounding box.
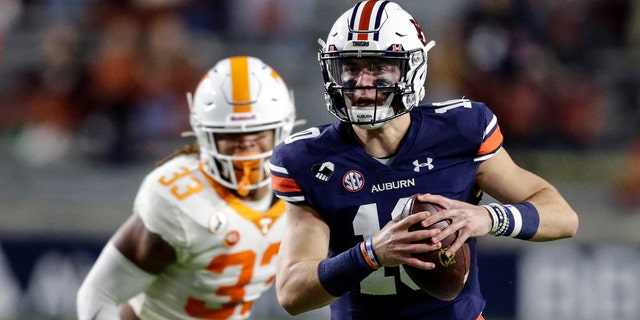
[397,194,470,301]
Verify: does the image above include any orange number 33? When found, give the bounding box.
[158,166,204,201]
[184,242,280,319]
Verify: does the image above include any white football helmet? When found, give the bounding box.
[188,56,295,195]
[319,1,436,129]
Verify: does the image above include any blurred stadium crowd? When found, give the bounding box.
[2,0,639,206]
[0,0,638,152]
[0,0,317,166]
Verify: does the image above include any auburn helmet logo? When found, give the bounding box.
[409,19,427,46]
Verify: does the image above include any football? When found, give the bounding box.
[397,193,470,301]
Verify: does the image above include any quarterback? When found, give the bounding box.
[270,1,579,319]
[77,56,295,319]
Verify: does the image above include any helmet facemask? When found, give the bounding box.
[194,124,281,196]
[321,50,425,129]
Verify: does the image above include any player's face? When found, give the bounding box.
[214,130,274,156]
[214,130,274,196]
[340,58,401,106]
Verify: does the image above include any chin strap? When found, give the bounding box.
[232,152,262,196]
[347,92,396,130]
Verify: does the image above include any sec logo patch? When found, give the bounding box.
[224,230,240,247]
[342,170,365,192]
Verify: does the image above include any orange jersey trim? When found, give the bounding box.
[198,162,284,233]
[478,125,503,156]
[271,175,301,193]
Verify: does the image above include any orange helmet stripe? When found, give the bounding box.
[357,1,377,40]
[230,56,251,113]
[271,69,280,81]
[349,1,390,41]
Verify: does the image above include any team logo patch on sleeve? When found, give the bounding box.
[312,162,335,182]
[342,170,365,192]
[208,211,228,234]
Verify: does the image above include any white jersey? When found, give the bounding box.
[128,154,286,320]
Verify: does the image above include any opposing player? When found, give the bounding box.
[77,56,296,319]
[269,1,579,319]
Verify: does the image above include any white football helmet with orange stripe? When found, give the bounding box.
[319,0,436,129]
[188,56,295,195]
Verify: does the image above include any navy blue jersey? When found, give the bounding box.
[270,99,503,320]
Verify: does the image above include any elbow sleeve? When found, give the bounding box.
[77,243,157,320]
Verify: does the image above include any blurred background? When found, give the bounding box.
[1,0,640,319]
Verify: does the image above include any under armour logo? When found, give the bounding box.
[390,44,404,51]
[413,158,434,172]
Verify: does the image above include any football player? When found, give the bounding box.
[77,56,295,319]
[269,1,579,319]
